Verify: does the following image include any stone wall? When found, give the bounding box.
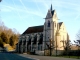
[52,50,64,55]
[35,51,44,55]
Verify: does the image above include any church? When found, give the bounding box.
[16,4,69,55]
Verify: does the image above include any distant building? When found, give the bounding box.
[16,4,69,55]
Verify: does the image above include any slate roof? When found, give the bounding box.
[22,25,44,34]
[22,22,63,35]
[51,10,54,16]
[51,4,54,16]
[58,22,63,28]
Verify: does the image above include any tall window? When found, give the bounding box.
[54,22,56,27]
[47,21,50,27]
[55,23,56,27]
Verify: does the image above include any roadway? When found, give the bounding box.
[0,52,36,60]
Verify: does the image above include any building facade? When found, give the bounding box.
[16,4,69,55]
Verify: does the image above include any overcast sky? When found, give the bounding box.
[0,0,80,42]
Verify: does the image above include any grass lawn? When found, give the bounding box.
[52,55,80,59]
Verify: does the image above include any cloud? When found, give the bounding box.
[1,4,44,17]
[1,0,50,18]
[1,8,12,12]
[31,0,50,9]
[1,5,15,12]
[19,0,29,11]
[11,0,22,19]
[18,0,44,17]
[1,0,80,20]
[74,13,80,20]
[58,0,80,11]
[34,0,41,12]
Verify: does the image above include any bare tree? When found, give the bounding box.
[74,30,80,58]
[61,40,71,57]
[76,30,80,40]
[74,40,80,58]
[0,20,20,49]
[1,32,8,44]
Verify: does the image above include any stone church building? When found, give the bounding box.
[16,4,69,55]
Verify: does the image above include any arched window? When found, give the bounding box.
[47,21,50,27]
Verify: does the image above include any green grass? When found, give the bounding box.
[52,55,80,59]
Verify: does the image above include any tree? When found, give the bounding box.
[74,30,80,58]
[65,40,71,57]
[76,30,80,40]
[1,32,8,44]
[9,34,19,48]
[61,40,71,57]
[9,35,14,46]
[0,20,20,49]
[74,40,80,58]
[4,29,13,44]
[0,37,3,47]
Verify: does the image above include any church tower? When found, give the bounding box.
[43,4,59,50]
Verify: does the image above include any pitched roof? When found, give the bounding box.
[22,25,44,34]
[58,22,63,28]
[22,22,63,35]
[51,10,54,16]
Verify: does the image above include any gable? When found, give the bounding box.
[45,9,55,19]
[58,22,67,33]
[58,22,63,29]
[46,10,52,19]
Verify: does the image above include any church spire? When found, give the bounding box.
[50,4,53,11]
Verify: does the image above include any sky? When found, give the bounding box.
[0,0,80,43]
